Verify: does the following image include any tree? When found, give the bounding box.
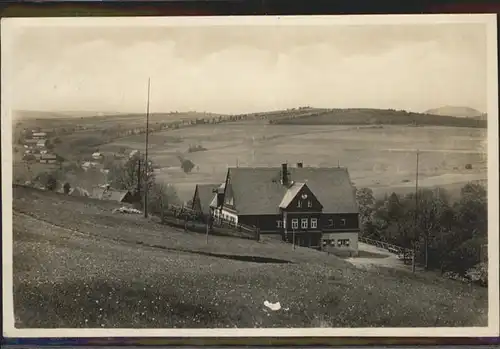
[148,182,181,220]
[46,174,58,191]
[355,187,375,233]
[46,141,55,151]
[63,182,71,194]
[53,137,62,144]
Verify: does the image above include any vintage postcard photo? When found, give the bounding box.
[2,15,498,338]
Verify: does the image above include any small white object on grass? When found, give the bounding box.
[264,301,281,311]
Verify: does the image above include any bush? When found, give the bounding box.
[187,144,208,153]
[466,262,488,286]
[46,175,58,191]
[180,159,196,174]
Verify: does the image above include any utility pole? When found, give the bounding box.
[144,77,151,218]
[206,216,209,244]
[412,149,419,273]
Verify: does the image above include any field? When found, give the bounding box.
[12,185,488,328]
[99,121,487,201]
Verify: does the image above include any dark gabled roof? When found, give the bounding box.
[226,166,358,215]
[195,184,219,215]
[92,187,131,202]
[103,190,130,202]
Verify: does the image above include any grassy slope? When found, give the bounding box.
[270,108,487,128]
[12,186,487,328]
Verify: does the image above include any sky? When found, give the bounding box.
[3,19,490,115]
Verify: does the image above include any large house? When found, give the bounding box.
[206,163,360,254]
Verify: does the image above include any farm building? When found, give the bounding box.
[92,186,135,204]
[39,153,57,164]
[207,163,360,254]
[92,152,103,160]
[36,139,47,148]
[191,184,219,222]
[24,139,38,147]
[32,132,47,140]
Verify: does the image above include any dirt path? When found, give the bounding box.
[346,242,413,272]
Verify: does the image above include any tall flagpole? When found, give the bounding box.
[144,78,151,218]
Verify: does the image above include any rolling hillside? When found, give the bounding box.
[268,108,487,128]
[11,185,487,328]
[425,106,485,119]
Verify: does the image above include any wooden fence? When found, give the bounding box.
[359,236,414,260]
[160,204,260,241]
[213,216,260,241]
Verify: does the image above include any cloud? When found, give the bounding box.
[8,24,488,114]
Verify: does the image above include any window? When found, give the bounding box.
[327,219,334,227]
[307,200,312,208]
[311,218,318,229]
[301,218,308,229]
[276,220,283,228]
[291,219,298,229]
[340,219,346,226]
[338,239,350,247]
[330,240,335,245]
[297,200,302,208]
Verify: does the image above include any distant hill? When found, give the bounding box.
[268,108,487,128]
[425,106,485,119]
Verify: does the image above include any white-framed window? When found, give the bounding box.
[297,200,302,208]
[291,219,298,229]
[338,239,350,247]
[340,219,346,226]
[301,218,308,229]
[276,220,283,228]
[311,218,318,229]
[307,200,312,208]
[328,219,334,227]
[330,240,335,245]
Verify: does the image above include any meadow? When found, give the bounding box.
[100,121,487,201]
[12,185,488,328]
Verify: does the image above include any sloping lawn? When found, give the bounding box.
[11,186,488,328]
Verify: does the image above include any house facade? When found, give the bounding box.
[207,163,360,254]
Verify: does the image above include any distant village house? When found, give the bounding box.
[36,139,47,148]
[39,153,57,164]
[32,132,47,140]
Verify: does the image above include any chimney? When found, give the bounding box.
[281,163,289,185]
[297,162,303,168]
